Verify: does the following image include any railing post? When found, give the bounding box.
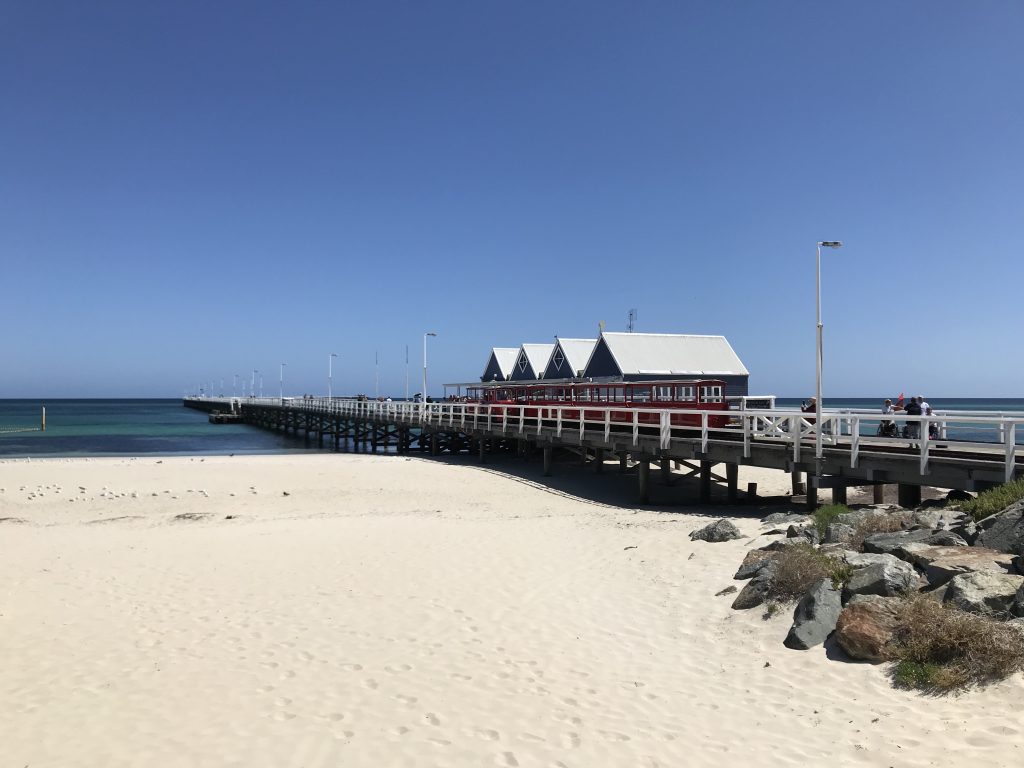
[850,416,860,468]
[557,407,563,438]
[660,410,670,450]
[792,415,800,463]
[701,411,708,454]
[1007,423,1017,484]
[632,410,638,447]
[742,410,750,459]
[604,410,610,442]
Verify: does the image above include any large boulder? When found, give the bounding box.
[762,513,810,526]
[734,549,776,580]
[901,545,1019,587]
[975,500,1024,555]
[787,523,820,545]
[834,595,902,662]
[690,519,743,543]
[844,557,919,598]
[835,508,899,528]
[944,571,1024,616]
[731,562,778,610]
[823,523,856,545]
[783,578,843,650]
[862,528,935,555]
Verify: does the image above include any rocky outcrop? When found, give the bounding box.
[944,571,1024,616]
[844,558,919,598]
[891,545,1018,586]
[975,501,1024,555]
[862,529,935,555]
[761,513,810,526]
[823,523,856,545]
[734,549,776,580]
[731,562,778,610]
[834,595,902,662]
[783,579,843,650]
[690,519,743,543]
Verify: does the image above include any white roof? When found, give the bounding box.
[517,343,556,377]
[599,332,749,376]
[551,338,597,377]
[484,347,520,380]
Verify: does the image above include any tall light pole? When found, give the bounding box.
[405,345,410,401]
[422,332,437,409]
[375,350,379,399]
[252,369,257,398]
[280,362,286,400]
[259,372,263,397]
[816,241,843,462]
[233,374,238,398]
[329,353,337,399]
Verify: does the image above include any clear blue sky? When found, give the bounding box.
[2,2,1021,398]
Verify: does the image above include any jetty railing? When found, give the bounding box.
[188,397,1022,483]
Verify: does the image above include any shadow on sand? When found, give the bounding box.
[410,449,803,521]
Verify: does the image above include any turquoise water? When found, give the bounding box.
[0,399,315,457]
[0,398,1020,458]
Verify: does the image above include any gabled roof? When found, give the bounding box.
[482,347,519,381]
[548,338,597,378]
[514,343,556,379]
[596,332,749,376]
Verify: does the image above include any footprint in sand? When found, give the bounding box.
[394,694,417,706]
[472,728,500,741]
[274,697,292,707]
[340,663,363,671]
[428,738,451,747]
[362,679,380,690]
[495,752,519,766]
[390,726,411,736]
[598,731,630,742]
[273,711,296,721]
[518,733,545,743]
[451,673,472,681]
[424,713,441,726]
[385,663,412,674]
[560,733,581,748]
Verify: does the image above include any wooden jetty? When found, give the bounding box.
[185,397,1022,509]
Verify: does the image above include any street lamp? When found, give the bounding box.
[422,332,437,409]
[329,353,338,399]
[280,362,286,400]
[816,240,843,462]
[252,369,257,398]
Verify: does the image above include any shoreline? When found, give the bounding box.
[1,453,1020,766]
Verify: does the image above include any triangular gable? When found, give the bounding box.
[509,343,555,381]
[544,338,597,379]
[481,347,519,382]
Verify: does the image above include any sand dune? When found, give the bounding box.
[0,453,1020,767]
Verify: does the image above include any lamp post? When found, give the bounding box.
[405,344,410,401]
[815,241,843,462]
[329,353,337,399]
[422,332,437,410]
[280,363,286,400]
[233,374,238,398]
[252,369,257,399]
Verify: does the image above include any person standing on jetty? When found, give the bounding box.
[904,396,923,444]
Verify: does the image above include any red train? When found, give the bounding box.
[464,379,731,427]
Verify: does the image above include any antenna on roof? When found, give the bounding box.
[598,320,605,333]
[627,308,636,333]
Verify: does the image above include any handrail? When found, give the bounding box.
[185,397,1024,482]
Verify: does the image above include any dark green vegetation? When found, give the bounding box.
[812,504,847,535]
[961,478,1024,522]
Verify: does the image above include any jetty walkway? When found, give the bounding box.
[184,397,1021,508]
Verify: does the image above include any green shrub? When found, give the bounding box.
[813,504,848,536]
[961,478,1024,522]
[768,543,852,602]
[886,595,1024,691]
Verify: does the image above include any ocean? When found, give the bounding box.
[0,398,1021,458]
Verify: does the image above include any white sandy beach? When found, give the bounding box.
[1,453,1021,768]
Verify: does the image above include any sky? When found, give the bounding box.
[1,2,1022,398]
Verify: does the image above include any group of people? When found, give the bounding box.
[880,395,939,443]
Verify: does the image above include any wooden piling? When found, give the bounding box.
[726,462,739,503]
[638,459,650,503]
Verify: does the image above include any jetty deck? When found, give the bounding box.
[184,397,1021,508]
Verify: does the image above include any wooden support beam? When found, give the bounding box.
[898,484,921,508]
[638,458,650,503]
[700,460,712,503]
[832,484,848,505]
[595,448,604,474]
[543,446,553,477]
[619,452,628,473]
[792,470,806,496]
[726,463,739,503]
[806,475,819,510]
[873,484,885,504]
[660,457,672,485]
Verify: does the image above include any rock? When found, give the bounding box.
[835,508,892,528]
[690,519,743,543]
[924,531,969,547]
[944,571,1024,616]
[949,519,979,544]
[734,549,776,580]
[731,563,778,610]
[844,558,919,598]
[862,528,935,555]
[783,579,843,650]
[761,513,810,526]
[787,523,820,545]
[975,500,1024,555]
[823,523,856,545]
[843,552,908,569]
[759,538,804,553]
[834,596,902,662]
[946,489,974,503]
[715,585,738,596]
[899,545,1018,587]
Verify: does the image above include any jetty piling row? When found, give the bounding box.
[185,397,1023,507]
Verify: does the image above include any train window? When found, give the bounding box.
[701,385,723,403]
[612,387,625,402]
[676,386,694,401]
[656,386,673,400]
[633,387,651,403]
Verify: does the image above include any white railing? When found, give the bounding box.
[185,397,1023,483]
